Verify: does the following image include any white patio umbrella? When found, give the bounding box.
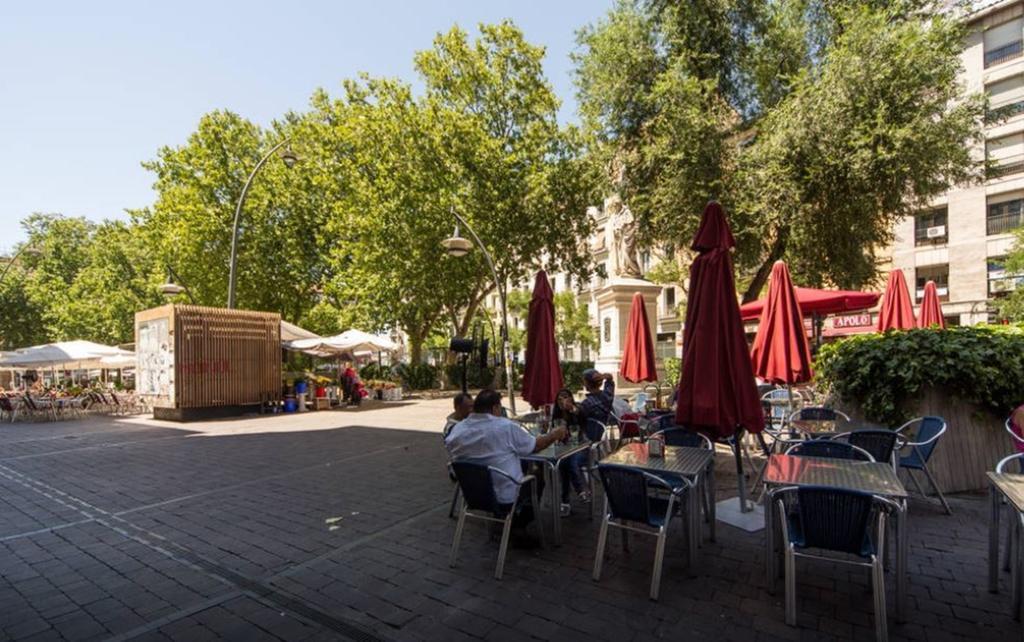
[0,340,125,369]
[288,329,398,356]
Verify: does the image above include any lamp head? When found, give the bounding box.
[159,268,186,298]
[279,145,299,169]
[441,225,473,257]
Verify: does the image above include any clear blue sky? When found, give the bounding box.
[0,0,613,249]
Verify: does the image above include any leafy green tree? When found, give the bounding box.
[575,0,985,300]
[554,291,597,350]
[996,227,1024,321]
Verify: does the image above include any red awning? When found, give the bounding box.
[740,287,879,321]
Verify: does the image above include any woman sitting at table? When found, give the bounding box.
[552,388,589,516]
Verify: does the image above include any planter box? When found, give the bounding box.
[841,386,1014,493]
[382,387,403,402]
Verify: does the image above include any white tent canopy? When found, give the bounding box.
[0,340,133,369]
[287,330,398,357]
[281,320,320,343]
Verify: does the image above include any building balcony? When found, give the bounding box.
[985,40,1024,68]
[987,100,1024,124]
[987,210,1024,235]
[987,153,1024,179]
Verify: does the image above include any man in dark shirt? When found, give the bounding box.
[579,369,615,442]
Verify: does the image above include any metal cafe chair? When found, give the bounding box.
[896,417,951,515]
[771,486,897,641]
[592,463,695,600]
[583,422,617,521]
[650,428,715,532]
[1005,417,1024,472]
[833,430,901,470]
[786,440,876,462]
[995,453,1024,579]
[448,461,542,580]
[787,406,851,423]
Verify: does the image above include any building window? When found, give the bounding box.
[914,208,947,246]
[565,273,572,291]
[915,265,949,302]
[655,332,677,360]
[663,286,677,314]
[563,346,574,361]
[988,257,1024,296]
[987,133,1024,178]
[985,18,1023,68]
[640,251,651,274]
[988,197,1024,235]
[987,74,1024,122]
[581,344,590,362]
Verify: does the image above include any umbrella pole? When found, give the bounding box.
[734,427,750,513]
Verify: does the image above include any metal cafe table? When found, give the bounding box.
[763,454,910,621]
[987,471,1024,621]
[600,442,716,567]
[520,434,591,547]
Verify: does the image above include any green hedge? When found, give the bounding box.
[445,363,495,389]
[815,325,1024,425]
[560,360,595,391]
[662,356,681,386]
[359,363,392,381]
[395,363,440,390]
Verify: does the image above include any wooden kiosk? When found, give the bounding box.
[135,305,281,421]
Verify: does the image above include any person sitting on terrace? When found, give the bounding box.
[444,389,566,537]
[579,369,615,441]
[443,392,474,439]
[552,388,589,516]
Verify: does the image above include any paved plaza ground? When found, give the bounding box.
[0,397,1018,641]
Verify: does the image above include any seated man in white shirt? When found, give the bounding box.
[445,389,567,537]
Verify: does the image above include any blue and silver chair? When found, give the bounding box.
[786,440,875,462]
[896,417,951,514]
[449,460,541,580]
[592,463,695,600]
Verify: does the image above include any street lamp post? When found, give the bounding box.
[441,211,517,415]
[0,244,40,289]
[226,138,298,309]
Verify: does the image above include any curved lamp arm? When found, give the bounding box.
[451,210,516,415]
[227,137,292,309]
[0,243,37,289]
[167,266,197,305]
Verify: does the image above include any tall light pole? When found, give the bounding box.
[441,211,517,415]
[0,243,40,289]
[226,138,298,309]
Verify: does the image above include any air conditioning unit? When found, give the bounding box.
[926,225,946,239]
[991,278,1019,293]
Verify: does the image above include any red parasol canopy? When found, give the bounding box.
[619,293,658,383]
[521,270,563,408]
[740,287,879,321]
[675,202,764,438]
[917,280,946,329]
[750,261,814,385]
[877,269,915,331]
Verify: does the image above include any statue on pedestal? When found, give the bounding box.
[606,193,642,279]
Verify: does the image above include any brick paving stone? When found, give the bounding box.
[0,404,1019,641]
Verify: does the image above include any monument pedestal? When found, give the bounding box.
[593,278,664,388]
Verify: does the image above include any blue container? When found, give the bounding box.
[294,381,308,395]
[284,397,298,412]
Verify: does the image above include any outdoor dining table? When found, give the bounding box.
[600,442,716,568]
[987,471,1024,620]
[762,454,910,621]
[520,433,591,547]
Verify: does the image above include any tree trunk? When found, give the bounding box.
[742,227,790,303]
[408,335,424,364]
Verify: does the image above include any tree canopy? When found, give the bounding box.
[574,0,986,300]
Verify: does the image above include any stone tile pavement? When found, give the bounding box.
[0,399,1018,640]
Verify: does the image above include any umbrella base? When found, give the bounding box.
[715,497,764,532]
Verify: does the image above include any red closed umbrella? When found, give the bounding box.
[750,261,813,385]
[877,269,915,331]
[675,202,764,439]
[917,281,946,329]
[619,293,658,383]
[521,270,563,408]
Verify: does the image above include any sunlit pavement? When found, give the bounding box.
[0,399,1015,641]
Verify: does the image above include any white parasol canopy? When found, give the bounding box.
[287,329,398,356]
[281,320,320,343]
[0,340,130,369]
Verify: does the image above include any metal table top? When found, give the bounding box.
[520,436,590,463]
[764,454,908,498]
[988,472,1024,513]
[602,443,713,478]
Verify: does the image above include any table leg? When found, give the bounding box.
[688,484,698,570]
[1014,516,1021,621]
[550,462,562,546]
[765,488,775,594]
[708,464,717,543]
[896,501,908,623]
[992,484,1003,594]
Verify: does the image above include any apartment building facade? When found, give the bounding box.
[889,0,1024,325]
